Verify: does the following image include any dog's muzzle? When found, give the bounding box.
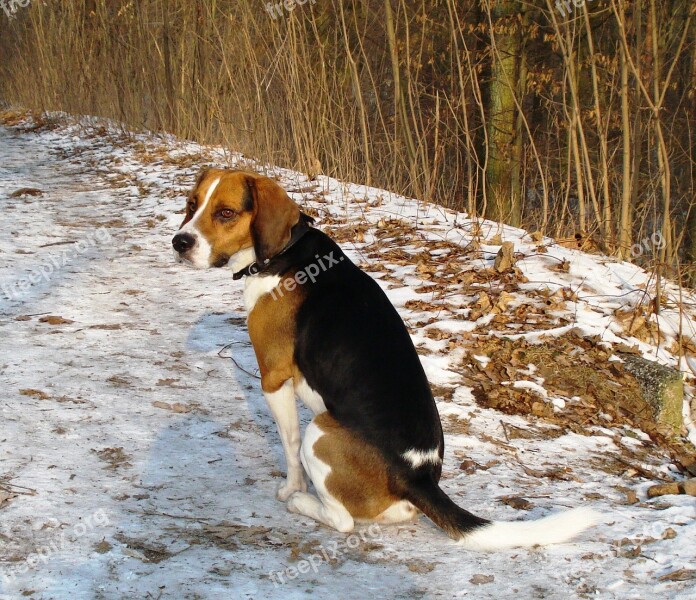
[172,232,196,254]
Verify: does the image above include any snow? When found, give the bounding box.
[1,115,695,599]
[511,380,549,398]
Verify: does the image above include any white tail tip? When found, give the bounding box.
[459,507,601,551]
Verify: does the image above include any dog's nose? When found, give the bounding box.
[172,233,196,253]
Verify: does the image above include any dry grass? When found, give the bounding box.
[0,1,693,284]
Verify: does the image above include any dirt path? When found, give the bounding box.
[0,121,694,599]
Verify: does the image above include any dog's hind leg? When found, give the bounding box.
[287,412,409,532]
[287,417,355,532]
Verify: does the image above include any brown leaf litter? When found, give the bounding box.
[113,533,173,563]
[92,447,132,470]
[459,331,694,473]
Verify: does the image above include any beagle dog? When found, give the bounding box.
[172,169,598,550]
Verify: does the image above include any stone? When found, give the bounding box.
[647,478,696,498]
[621,354,683,431]
[681,478,696,496]
[647,482,680,498]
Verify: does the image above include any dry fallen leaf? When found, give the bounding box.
[0,489,16,509]
[19,388,50,400]
[658,569,696,582]
[494,242,516,272]
[39,315,74,325]
[499,495,533,510]
[406,560,436,574]
[152,401,191,413]
[95,540,113,554]
[552,259,571,273]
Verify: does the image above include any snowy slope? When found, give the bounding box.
[1,113,695,599]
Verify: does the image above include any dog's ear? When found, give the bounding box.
[247,175,300,265]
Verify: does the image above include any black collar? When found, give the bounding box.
[233,213,313,280]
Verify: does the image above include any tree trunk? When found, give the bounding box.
[485,0,520,226]
[618,41,632,259]
[512,7,529,228]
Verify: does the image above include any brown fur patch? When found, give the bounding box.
[313,412,400,520]
[247,273,306,393]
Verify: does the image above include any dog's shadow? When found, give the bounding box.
[184,311,316,484]
[110,312,314,532]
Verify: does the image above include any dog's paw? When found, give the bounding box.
[286,491,306,514]
[276,478,306,501]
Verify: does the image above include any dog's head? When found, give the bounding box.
[172,169,301,269]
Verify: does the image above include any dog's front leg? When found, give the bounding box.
[264,379,306,500]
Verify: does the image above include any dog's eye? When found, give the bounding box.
[188,201,197,212]
[218,208,237,220]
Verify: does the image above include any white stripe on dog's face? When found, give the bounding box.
[178,176,221,268]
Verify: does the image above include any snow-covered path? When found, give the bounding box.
[0,120,694,599]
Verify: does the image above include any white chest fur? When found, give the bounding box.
[243,275,282,313]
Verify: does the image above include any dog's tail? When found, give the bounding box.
[398,474,599,551]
